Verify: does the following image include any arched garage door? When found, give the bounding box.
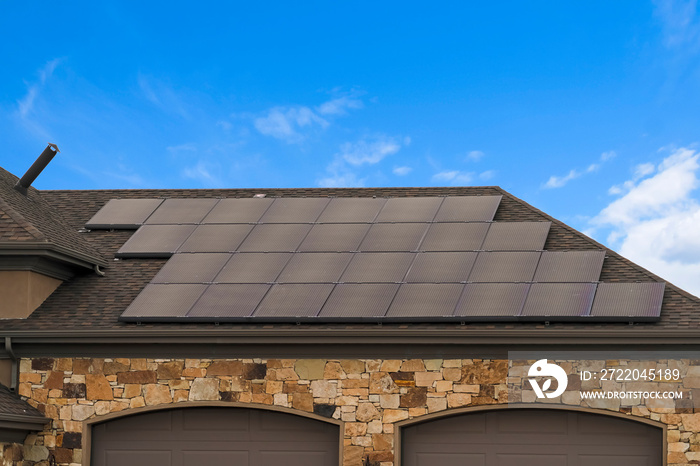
[402,408,662,466]
[91,407,339,466]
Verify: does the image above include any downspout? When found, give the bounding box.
[4,337,17,391]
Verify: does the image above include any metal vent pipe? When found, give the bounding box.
[14,143,60,195]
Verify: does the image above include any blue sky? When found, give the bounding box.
[2,1,700,295]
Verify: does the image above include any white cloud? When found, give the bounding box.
[543,151,611,188]
[340,136,402,166]
[467,150,485,161]
[432,170,474,185]
[479,170,496,180]
[393,166,412,176]
[253,106,328,143]
[653,0,700,48]
[182,161,222,186]
[254,94,363,143]
[318,159,366,187]
[590,147,700,296]
[316,96,363,115]
[17,58,61,119]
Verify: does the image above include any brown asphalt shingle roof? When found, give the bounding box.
[0,184,694,334]
[0,167,106,266]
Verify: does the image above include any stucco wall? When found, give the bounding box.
[8,357,695,466]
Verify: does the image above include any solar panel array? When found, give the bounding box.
[85,196,665,323]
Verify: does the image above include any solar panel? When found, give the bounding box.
[151,253,232,284]
[277,253,353,283]
[318,284,399,318]
[120,284,207,319]
[176,224,253,253]
[253,284,334,318]
[258,198,330,223]
[404,252,477,283]
[520,283,597,318]
[236,224,313,252]
[358,223,428,251]
[589,282,665,320]
[186,284,271,319]
[116,225,197,258]
[386,284,464,318]
[533,250,605,282]
[340,252,415,283]
[481,222,551,250]
[419,223,490,251]
[375,197,443,223]
[316,198,386,223]
[86,199,164,229]
[144,199,219,224]
[433,195,502,222]
[468,251,540,282]
[201,198,274,224]
[214,253,292,283]
[297,224,370,252]
[455,283,530,318]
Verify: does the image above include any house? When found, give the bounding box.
[1,150,699,466]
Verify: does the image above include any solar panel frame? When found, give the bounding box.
[85,199,164,229]
[214,253,292,283]
[533,250,605,283]
[520,283,597,319]
[186,284,271,319]
[316,197,387,223]
[385,283,464,319]
[236,224,313,252]
[258,198,331,223]
[404,252,478,283]
[297,224,371,252]
[433,195,502,222]
[468,251,541,283]
[143,199,219,224]
[253,284,335,319]
[120,284,207,320]
[589,282,665,321]
[176,224,254,253]
[358,223,429,252]
[455,283,530,319]
[276,253,354,283]
[419,223,490,252]
[318,284,400,319]
[374,197,444,223]
[116,225,197,258]
[151,253,232,284]
[481,221,551,251]
[340,252,415,283]
[200,198,274,224]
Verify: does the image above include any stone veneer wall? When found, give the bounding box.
[3,357,696,466]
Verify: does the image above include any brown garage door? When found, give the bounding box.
[91,407,339,466]
[402,408,662,466]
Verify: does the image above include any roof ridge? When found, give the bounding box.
[498,188,700,302]
[0,188,47,242]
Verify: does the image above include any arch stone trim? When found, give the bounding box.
[81,401,344,466]
[394,403,667,466]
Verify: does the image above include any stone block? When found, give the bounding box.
[189,378,219,401]
[345,422,367,436]
[20,372,41,384]
[295,359,326,380]
[415,372,441,387]
[340,360,365,374]
[116,371,157,384]
[370,373,399,394]
[356,402,380,422]
[379,394,400,409]
[323,361,346,379]
[205,360,244,376]
[103,361,130,375]
[400,387,427,408]
[86,374,113,400]
[372,433,393,451]
[45,371,65,390]
[343,445,364,466]
[382,409,409,423]
[311,380,337,398]
[400,359,426,372]
[313,403,336,417]
[292,392,314,412]
[157,361,183,379]
[72,404,95,421]
[63,383,86,399]
[61,432,81,449]
[31,358,54,371]
[447,393,472,408]
[23,445,48,462]
[144,384,172,405]
[427,397,447,413]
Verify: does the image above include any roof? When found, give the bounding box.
[0,167,106,270]
[0,384,48,442]
[2,179,700,351]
